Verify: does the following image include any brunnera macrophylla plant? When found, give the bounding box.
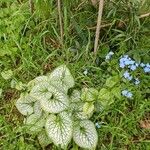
[15,65,112,149]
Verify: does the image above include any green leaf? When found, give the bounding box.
[48,65,75,92]
[98,88,111,100]
[105,76,120,88]
[45,112,73,149]
[73,120,98,149]
[38,130,52,148]
[71,102,92,120]
[111,87,121,99]
[40,85,69,113]
[1,69,13,80]
[81,88,98,102]
[11,79,25,90]
[98,88,114,107]
[83,102,94,116]
[15,94,37,116]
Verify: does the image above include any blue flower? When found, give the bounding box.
[105,55,111,60]
[129,64,137,71]
[144,67,150,73]
[121,90,128,96]
[123,71,133,80]
[122,90,133,98]
[109,51,114,55]
[105,51,114,60]
[119,55,135,68]
[146,63,150,67]
[140,63,145,67]
[135,63,139,67]
[134,78,140,85]
[126,92,133,98]
[95,122,101,129]
[124,59,135,65]
[143,63,150,73]
[119,61,126,68]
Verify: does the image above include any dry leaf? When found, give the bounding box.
[140,119,150,129]
[91,0,99,6]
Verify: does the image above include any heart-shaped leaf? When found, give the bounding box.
[48,65,74,91]
[1,69,13,80]
[70,90,81,103]
[40,86,69,113]
[98,88,114,107]
[105,76,120,88]
[27,76,48,90]
[73,120,98,149]
[30,82,52,100]
[45,112,73,149]
[15,94,37,116]
[81,88,98,102]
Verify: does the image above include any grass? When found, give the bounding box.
[0,0,150,149]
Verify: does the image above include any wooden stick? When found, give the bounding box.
[29,0,34,14]
[139,12,150,18]
[94,0,104,54]
[89,12,150,30]
[57,0,63,45]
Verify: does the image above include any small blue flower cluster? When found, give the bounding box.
[123,71,133,81]
[119,55,150,73]
[119,55,150,98]
[122,90,133,98]
[105,51,114,60]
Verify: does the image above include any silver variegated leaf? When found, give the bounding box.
[48,65,74,91]
[40,86,69,113]
[70,90,81,103]
[15,94,37,116]
[24,114,45,133]
[27,76,48,90]
[33,100,42,117]
[70,90,81,112]
[34,76,48,83]
[30,82,52,100]
[38,130,52,147]
[73,120,98,149]
[45,112,73,149]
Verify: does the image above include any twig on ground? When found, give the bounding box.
[29,0,34,14]
[57,0,63,45]
[94,0,104,54]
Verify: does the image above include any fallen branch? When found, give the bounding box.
[57,0,63,45]
[29,0,34,14]
[89,12,150,30]
[94,0,104,54]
